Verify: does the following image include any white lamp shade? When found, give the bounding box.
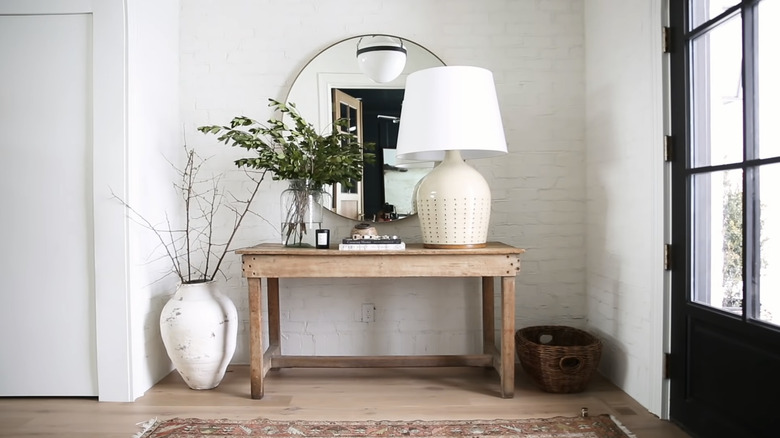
[396,66,507,161]
[356,36,407,83]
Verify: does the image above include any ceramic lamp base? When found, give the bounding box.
[415,150,491,248]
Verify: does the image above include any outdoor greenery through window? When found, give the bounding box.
[688,0,779,326]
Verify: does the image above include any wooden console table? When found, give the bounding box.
[236,242,524,399]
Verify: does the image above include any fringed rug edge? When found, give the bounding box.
[134,414,634,437]
[133,417,159,438]
[609,415,637,438]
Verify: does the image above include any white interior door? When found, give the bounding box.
[332,89,364,220]
[0,13,97,396]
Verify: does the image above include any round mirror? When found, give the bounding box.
[286,35,444,222]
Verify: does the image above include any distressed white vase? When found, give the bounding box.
[160,281,237,390]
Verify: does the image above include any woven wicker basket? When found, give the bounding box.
[515,326,602,393]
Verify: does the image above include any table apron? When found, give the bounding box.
[242,254,521,278]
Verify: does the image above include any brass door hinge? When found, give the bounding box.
[663,27,673,53]
[664,135,674,162]
[664,244,673,271]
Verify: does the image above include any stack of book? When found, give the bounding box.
[338,236,406,251]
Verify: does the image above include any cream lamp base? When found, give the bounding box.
[415,150,491,249]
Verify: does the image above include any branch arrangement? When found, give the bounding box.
[197,99,374,187]
[115,144,266,284]
[196,99,377,247]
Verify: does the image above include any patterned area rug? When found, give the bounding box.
[135,415,635,438]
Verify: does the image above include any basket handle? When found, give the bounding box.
[559,356,584,374]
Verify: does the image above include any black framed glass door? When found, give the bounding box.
[669,0,780,436]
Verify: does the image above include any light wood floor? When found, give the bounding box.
[0,366,690,437]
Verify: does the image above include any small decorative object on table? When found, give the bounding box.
[515,325,602,393]
[339,228,405,251]
[350,222,378,239]
[315,228,330,249]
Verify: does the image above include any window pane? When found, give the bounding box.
[691,170,743,314]
[757,163,780,326]
[690,15,743,168]
[690,0,740,29]
[758,0,780,159]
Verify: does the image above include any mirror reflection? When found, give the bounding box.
[286,35,444,222]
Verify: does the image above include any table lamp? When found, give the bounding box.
[396,66,507,248]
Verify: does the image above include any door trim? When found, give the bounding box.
[91,0,131,403]
[0,0,132,401]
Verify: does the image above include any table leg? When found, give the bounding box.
[248,277,264,399]
[500,275,516,398]
[267,278,280,350]
[482,277,495,354]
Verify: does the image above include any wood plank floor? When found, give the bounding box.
[0,365,690,437]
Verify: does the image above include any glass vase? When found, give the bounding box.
[280,179,325,247]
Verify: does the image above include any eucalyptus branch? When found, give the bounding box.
[197,99,375,188]
[198,99,375,247]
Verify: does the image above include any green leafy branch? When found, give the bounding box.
[197,99,374,188]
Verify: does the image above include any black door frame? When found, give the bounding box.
[669,1,780,436]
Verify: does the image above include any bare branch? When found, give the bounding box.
[164,212,183,281]
[110,189,186,284]
[201,175,221,283]
[183,148,195,282]
[208,170,268,281]
[113,143,270,285]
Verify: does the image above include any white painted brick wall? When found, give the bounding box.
[180,0,586,363]
[126,0,181,399]
[583,0,665,416]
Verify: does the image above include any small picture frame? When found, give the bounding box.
[315,229,330,249]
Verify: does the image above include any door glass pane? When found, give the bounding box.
[690,15,743,168]
[691,169,743,314]
[690,0,740,29]
[757,163,780,326]
[758,0,780,159]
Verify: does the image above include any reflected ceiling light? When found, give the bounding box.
[356,35,407,83]
[396,66,507,249]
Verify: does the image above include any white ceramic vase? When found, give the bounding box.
[160,280,237,390]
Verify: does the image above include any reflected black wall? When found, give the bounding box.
[337,88,404,220]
